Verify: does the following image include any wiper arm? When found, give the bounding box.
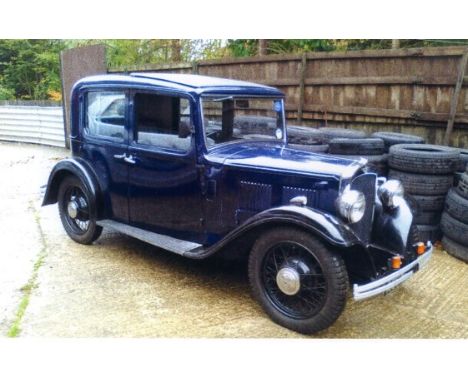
[212,96,234,102]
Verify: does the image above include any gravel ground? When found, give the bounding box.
[1,141,467,338]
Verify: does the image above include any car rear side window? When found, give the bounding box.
[85,91,126,141]
[133,92,192,152]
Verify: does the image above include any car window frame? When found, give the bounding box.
[200,94,287,152]
[81,88,129,145]
[129,88,195,158]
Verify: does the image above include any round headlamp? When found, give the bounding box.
[378,179,404,209]
[336,189,366,223]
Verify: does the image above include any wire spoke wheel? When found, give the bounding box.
[262,242,327,319]
[63,186,91,234]
[58,176,102,245]
[248,227,348,334]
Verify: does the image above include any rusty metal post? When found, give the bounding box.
[443,50,468,146]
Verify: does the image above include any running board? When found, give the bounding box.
[97,219,204,256]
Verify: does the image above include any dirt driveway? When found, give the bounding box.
[1,141,467,338]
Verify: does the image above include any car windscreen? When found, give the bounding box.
[201,96,285,149]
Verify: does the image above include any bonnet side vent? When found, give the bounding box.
[239,181,272,211]
[282,186,317,208]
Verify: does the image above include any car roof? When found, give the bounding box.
[74,73,283,97]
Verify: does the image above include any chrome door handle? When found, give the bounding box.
[113,153,126,159]
[124,155,136,164]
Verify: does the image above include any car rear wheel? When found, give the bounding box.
[248,227,348,334]
[58,175,102,245]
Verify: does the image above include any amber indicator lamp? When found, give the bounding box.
[416,242,426,256]
[391,256,402,269]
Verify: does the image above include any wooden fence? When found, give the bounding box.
[110,46,468,148]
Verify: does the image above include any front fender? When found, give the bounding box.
[193,205,360,259]
[42,158,101,214]
[248,205,360,247]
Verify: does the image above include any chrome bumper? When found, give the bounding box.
[353,244,433,301]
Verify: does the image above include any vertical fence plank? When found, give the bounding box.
[297,54,307,124]
[192,61,199,74]
[443,50,468,145]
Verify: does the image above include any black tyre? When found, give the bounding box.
[389,144,460,175]
[371,132,425,151]
[328,138,385,155]
[454,172,463,188]
[413,210,442,225]
[411,194,446,212]
[416,224,442,244]
[287,125,324,144]
[248,227,348,334]
[58,175,102,245]
[456,173,468,199]
[234,115,276,135]
[457,149,468,172]
[318,127,367,143]
[445,188,468,224]
[287,143,329,153]
[440,212,468,246]
[388,170,454,196]
[442,236,468,263]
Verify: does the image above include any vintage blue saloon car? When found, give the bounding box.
[43,73,433,334]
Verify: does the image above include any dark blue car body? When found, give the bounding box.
[43,73,433,334]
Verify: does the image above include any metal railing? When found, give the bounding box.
[0,105,65,147]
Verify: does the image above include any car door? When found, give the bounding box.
[127,90,204,242]
[80,89,130,222]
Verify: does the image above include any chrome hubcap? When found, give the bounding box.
[67,200,79,219]
[276,267,301,296]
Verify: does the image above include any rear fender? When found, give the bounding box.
[42,158,101,216]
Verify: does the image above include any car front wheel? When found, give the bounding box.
[248,227,348,334]
[58,175,102,245]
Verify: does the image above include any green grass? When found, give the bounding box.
[7,250,46,337]
[7,202,47,338]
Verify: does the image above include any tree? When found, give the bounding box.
[67,39,228,69]
[0,39,64,100]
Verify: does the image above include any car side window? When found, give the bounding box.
[85,91,126,141]
[133,92,192,152]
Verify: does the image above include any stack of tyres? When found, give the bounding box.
[441,166,468,262]
[388,144,460,244]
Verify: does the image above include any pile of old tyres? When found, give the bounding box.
[287,127,427,177]
[441,165,468,262]
[388,144,461,244]
[287,125,468,255]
